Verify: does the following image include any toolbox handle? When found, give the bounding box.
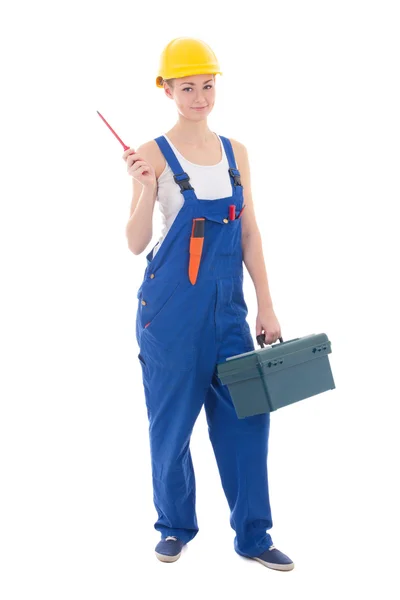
[256,333,284,348]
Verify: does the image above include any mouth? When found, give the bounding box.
[192,106,208,111]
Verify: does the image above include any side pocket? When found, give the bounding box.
[140,332,196,372]
[137,352,150,377]
[137,280,181,331]
[142,281,181,331]
[139,282,196,371]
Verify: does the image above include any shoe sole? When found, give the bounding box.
[253,557,295,571]
[155,550,182,563]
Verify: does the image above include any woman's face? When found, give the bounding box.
[164,74,216,120]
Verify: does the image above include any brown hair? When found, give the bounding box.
[163,74,215,90]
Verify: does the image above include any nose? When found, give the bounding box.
[195,91,206,104]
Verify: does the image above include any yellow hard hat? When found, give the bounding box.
[156,37,222,88]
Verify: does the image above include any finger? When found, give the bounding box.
[122,148,136,159]
[127,155,145,168]
[129,160,148,172]
[131,165,150,177]
[122,150,136,162]
[128,159,145,171]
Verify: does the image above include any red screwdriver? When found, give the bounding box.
[237,204,246,219]
[97,110,152,177]
[229,204,247,220]
[96,110,130,150]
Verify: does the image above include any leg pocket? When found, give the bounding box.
[139,280,197,371]
[138,280,181,330]
[137,352,149,377]
[138,352,146,366]
[141,330,196,372]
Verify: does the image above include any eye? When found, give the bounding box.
[183,85,213,92]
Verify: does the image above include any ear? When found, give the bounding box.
[164,85,173,99]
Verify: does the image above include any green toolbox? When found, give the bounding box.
[216,333,335,419]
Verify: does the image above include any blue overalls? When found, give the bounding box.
[135,135,273,557]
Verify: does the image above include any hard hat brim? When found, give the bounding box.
[156,70,223,88]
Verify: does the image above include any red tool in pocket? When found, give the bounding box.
[237,204,246,219]
[229,204,247,220]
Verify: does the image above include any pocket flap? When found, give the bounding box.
[205,214,229,224]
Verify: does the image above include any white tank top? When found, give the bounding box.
[152,132,232,257]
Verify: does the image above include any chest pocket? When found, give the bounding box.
[203,214,242,257]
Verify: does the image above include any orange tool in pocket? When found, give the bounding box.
[188,218,205,285]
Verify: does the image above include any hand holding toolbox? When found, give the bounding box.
[216,333,335,419]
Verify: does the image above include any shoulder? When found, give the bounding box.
[227,137,248,171]
[135,139,166,180]
[228,137,246,153]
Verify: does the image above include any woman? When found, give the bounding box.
[123,37,294,571]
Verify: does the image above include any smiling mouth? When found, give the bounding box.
[193,106,207,109]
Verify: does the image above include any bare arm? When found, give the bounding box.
[232,140,274,310]
[124,144,158,255]
[126,182,157,254]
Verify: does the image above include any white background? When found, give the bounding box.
[1,1,399,598]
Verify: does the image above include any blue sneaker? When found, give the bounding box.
[252,544,295,571]
[155,536,185,562]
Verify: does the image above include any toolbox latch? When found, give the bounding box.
[312,345,328,353]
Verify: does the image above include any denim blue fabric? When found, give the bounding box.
[136,135,273,557]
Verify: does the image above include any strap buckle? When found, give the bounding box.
[173,172,194,192]
[229,167,242,186]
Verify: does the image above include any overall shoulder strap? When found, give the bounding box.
[154,136,194,193]
[219,135,242,187]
